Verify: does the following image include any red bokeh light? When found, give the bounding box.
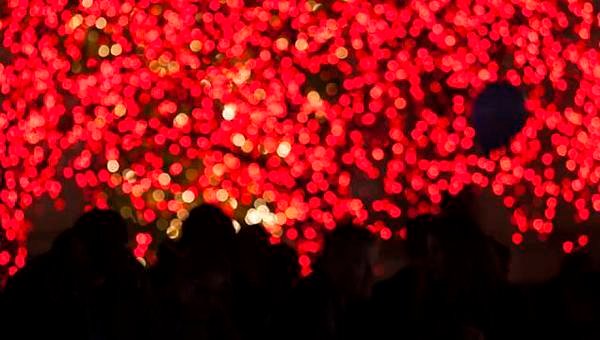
[563,241,574,254]
[512,233,523,246]
[577,234,589,247]
[0,0,598,282]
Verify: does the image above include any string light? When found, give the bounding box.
[95,17,107,29]
[277,142,292,158]
[98,45,110,57]
[107,160,120,173]
[181,190,195,203]
[110,44,122,56]
[222,104,237,121]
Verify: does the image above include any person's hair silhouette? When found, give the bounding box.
[179,204,236,254]
[71,208,130,274]
[318,223,377,300]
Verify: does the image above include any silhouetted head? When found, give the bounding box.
[70,209,130,275]
[318,224,377,300]
[50,227,88,268]
[177,246,234,299]
[179,204,236,252]
[51,227,78,255]
[426,212,495,287]
[487,236,510,282]
[236,222,269,249]
[267,243,300,291]
[472,82,527,153]
[235,224,270,287]
[72,208,128,248]
[405,214,434,261]
[440,186,479,220]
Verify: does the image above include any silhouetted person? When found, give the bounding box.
[2,227,88,339]
[552,252,600,340]
[373,198,512,340]
[178,204,237,255]
[73,209,151,340]
[371,215,434,340]
[2,209,150,340]
[232,225,271,340]
[270,224,376,340]
[266,243,299,301]
[426,213,506,339]
[150,204,239,340]
[263,243,300,338]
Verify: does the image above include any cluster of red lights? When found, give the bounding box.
[0,0,598,279]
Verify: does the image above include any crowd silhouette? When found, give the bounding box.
[1,198,599,340]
